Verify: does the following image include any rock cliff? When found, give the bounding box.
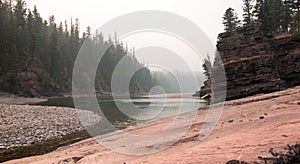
[199,25,300,100]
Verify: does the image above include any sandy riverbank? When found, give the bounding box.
[2,86,300,163]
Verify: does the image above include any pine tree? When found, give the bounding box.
[242,0,254,25]
[74,18,80,53]
[14,0,27,51]
[282,1,293,32]
[49,24,58,77]
[284,0,295,11]
[293,11,300,32]
[271,0,285,33]
[223,8,240,33]
[32,5,43,57]
[253,0,263,21]
[288,0,300,32]
[202,54,213,80]
[0,0,5,50]
[258,0,277,36]
[14,0,26,29]
[294,0,300,11]
[26,11,34,50]
[86,26,91,37]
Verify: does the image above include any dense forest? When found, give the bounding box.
[222,0,300,36]
[0,0,155,97]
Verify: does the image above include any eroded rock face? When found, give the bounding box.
[201,25,300,100]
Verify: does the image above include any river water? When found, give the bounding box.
[35,95,208,129]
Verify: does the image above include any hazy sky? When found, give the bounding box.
[24,0,244,72]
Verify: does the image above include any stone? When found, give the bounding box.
[0,104,101,152]
[218,32,232,39]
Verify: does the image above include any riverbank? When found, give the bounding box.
[0,93,48,105]
[0,104,101,162]
[0,129,91,163]
[2,86,300,163]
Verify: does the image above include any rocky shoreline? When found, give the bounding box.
[0,104,101,151]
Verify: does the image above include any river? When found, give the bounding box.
[35,94,208,129]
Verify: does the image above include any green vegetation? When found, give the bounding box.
[243,0,254,25]
[222,8,240,33]
[202,54,213,80]
[258,143,300,164]
[223,0,300,36]
[0,0,154,96]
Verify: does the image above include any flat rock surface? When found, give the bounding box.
[3,86,300,163]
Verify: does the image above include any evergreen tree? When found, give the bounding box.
[257,0,284,35]
[242,0,254,24]
[282,1,293,32]
[14,0,26,28]
[284,0,296,11]
[294,0,300,11]
[74,18,80,53]
[86,26,91,37]
[202,54,212,80]
[260,0,272,35]
[14,0,27,51]
[293,11,300,32]
[26,11,34,50]
[271,0,284,33]
[49,24,59,77]
[222,8,240,33]
[253,0,264,21]
[288,0,300,32]
[254,0,292,35]
[0,0,6,50]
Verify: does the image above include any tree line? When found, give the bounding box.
[0,0,154,96]
[223,0,300,36]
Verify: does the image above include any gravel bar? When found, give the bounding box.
[0,104,101,151]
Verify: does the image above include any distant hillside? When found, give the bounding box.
[153,70,204,93]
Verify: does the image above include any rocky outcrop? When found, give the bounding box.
[200,25,300,100]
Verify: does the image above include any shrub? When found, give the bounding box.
[258,143,300,164]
